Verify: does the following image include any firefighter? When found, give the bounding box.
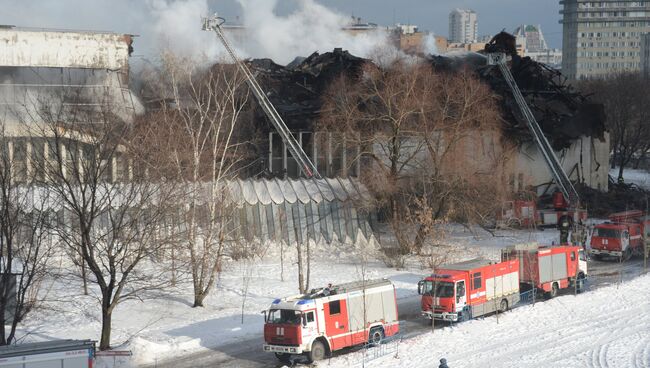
[571,220,587,246]
[439,358,449,368]
[558,214,572,244]
[322,283,333,296]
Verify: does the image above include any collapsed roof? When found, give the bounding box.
[244,33,606,150]
[436,31,606,150]
[246,48,366,132]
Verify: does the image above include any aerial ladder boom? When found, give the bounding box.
[487,53,580,208]
[202,14,321,179]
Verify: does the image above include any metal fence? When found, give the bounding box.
[348,334,401,367]
[518,289,537,305]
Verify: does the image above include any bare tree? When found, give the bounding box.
[0,125,55,345]
[319,60,506,255]
[142,53,252,307]
[16,86,174,350]
[578,72,650,181]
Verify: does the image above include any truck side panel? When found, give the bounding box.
[485,272,519,300]
[539,253,567,283]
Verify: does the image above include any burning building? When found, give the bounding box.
[243,33,609,196]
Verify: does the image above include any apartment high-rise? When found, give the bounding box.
[561,0,650,79]
[449,9,478,43]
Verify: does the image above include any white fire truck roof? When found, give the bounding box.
[438,258,496,271]
[269,278,393,310]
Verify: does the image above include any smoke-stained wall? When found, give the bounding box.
[0,27,132,70]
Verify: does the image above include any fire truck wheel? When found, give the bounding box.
[307,340,326,362]
[549,283,559,298]
[274,353,291,363]
[499,299,509,312]
[369,327,385,345]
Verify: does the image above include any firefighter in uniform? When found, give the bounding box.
[558,214,572,244]
[571,220,587,247]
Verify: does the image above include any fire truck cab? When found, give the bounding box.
[418,259,520,322]
[263,279,399,363]
[590,210,650,261]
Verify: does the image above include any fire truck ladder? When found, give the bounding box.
[487,53,579,207]
[202,14,321,179]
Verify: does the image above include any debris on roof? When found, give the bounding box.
[429,31,607,150]
[244,48,367,132]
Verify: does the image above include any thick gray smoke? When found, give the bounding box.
[149,0,397,64]
[232,0,392,64]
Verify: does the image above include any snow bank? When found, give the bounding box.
[328,273,650,368]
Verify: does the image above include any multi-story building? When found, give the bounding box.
[514,24,550,52]
[512,24,562,67]
[449,9,478,43]
[561,0,650,79]
[641,32,650,76]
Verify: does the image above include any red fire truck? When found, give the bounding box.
[502,244,588,298]
[263,279,399,363]
[418,259,520,322]
[537,191,588,228]
[590,210,650,261]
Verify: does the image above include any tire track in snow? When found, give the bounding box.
[632,334,650,368]
[445,307,624,367]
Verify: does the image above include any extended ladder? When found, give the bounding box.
[488,53,579,207]
[202,15,321,179]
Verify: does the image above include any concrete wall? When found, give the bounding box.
[0,28,132,70]
[514,133,610,193]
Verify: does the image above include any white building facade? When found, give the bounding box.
[449,9,478,43]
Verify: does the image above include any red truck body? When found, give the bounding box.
[590,210,650,260]
[502,244,586,297]
[263,279,399,363]
[418,259,520,321]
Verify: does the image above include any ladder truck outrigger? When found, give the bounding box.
[486,39,584,241]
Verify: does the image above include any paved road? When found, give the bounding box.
[144,258,648,368]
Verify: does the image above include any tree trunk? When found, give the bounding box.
[81,257,88,296]
[617,158,625,183]
[99,307,112,350]
[193,291,206,307]
[297,242,305,294]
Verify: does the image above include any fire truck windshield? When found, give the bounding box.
[593,228,622,238]
[422,281,454,298]
[267,309,302,325]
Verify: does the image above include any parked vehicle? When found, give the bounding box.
[418,258,520,322]
[502,243,587,298]
[537,191,587,228]
[0,340,95,368]
[590,210,650,261]
[263,279,399,363]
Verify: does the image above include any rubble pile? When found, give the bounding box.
[429,32,606,150]
[578,180,650,217]
[246,48,367,132]
[243,32,606,151]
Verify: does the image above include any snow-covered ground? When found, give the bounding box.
[610,167,650,189]
[15,225,649,367]
[328,272,650,368]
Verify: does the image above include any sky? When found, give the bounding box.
[0,0,563,61]
[212,0,563,47]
